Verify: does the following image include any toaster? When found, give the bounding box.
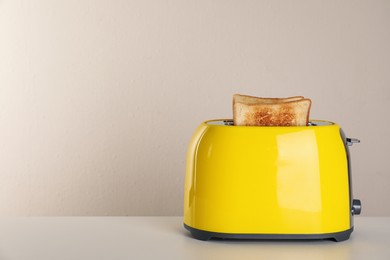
[183,119,361,242]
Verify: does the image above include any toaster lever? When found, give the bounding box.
[352,199,362,215]
[346,138,360,146]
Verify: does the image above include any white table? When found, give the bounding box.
[0,217,389,260]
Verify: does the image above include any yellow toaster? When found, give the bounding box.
[184,119,361,242]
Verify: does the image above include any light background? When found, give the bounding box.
[1,0,389,216]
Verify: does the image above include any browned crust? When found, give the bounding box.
[235,98,311,107]
[232,95,236,125]
[233,94,304,102]
[305,98,312,125]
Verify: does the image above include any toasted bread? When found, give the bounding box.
[233,98,311,126]
[233,94,305,125]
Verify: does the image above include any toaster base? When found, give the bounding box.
[184,223,353,242]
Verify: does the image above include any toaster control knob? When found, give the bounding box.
[346,138,360,146]
[352,199,362,215]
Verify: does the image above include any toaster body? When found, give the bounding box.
[184,119,360,242]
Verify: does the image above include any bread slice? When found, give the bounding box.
[233,94,305,125]
[233,98,311,126]
[233,94,304,105]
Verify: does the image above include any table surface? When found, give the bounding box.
[0,217,389,260]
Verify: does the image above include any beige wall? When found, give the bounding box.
[1,0,389,216]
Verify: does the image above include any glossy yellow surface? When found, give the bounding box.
[184,119,351,234]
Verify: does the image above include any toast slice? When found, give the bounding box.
[233,98,311,126]
[233,94,305,124]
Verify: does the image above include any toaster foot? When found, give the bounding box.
[184,223,212,241]
[333,229,352,242]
